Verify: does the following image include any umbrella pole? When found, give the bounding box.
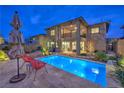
[9,56,26,83]
[17,57,20,77]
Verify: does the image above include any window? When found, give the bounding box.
[0,37,4,44]
[72,41,76,50]
[91,27,99,34]
[61,29,64,37]
[61,29,64,35]
[72,30,76,33]
[56,42,58,48]
[62,41,70,51]
[80,28,86,38]
[80,42,85,51]
[74,27,77,30]
[51,42,55,47]
[51,30,55,36]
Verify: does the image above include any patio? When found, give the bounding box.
[0,57,122,88]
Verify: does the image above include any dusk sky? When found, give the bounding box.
[0,5,124,41]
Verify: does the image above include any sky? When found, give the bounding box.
[0,5,124,41]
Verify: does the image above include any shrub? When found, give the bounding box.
[80,53,87,56]
[95,51,108,62]
[109,56,117,60]
[2,46,10,53]
[118,57,124,67]
[115,68,124,87]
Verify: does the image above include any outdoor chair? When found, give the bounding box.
[19,55,33,69]
[30,60,48,80]
[20,54,48,80]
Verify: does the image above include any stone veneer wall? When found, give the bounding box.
[117,39,124,56]
[89,23,107,52]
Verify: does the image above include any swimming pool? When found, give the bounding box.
[38,55,107,87]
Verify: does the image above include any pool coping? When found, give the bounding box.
[37,54,106,66]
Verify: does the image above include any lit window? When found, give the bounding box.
[70,25,73,27]
[80,42,85,51]
[51,42,54,45]
[0,37,4,44]
[72,41,76,50]
[56,42,58,48]
[51,42,55,47]
[72,30,76,33]
[80,29,86,35]
[74,27,77,30]
[61,29,64,35]
[51,30,55,36]
[91,27,99,34]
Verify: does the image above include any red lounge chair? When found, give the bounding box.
[20,55,33,69]
[20,55,48,80]
[30,60,48,80]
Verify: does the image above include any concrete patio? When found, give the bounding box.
[0,58,122,88]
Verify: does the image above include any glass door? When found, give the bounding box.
[62,41,70,52]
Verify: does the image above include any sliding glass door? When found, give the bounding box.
[62,41,70,52]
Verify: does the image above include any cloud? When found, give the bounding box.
[30,15,41,24]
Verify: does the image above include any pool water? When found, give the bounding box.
[38,55,107,87]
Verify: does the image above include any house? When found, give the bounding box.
[24,34,48,53]
[46,17,110,55]
[29,34,48,47]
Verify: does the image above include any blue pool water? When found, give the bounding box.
[38,55,107,87]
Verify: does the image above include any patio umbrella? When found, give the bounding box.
[9,11,26,83]
[9,45,26,83]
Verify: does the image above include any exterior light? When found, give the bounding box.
[70,25,73,27]
[74,27,77,30]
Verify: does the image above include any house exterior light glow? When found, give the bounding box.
[0,36,4,45]
[46,17,110,55]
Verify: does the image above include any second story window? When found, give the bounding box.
[51,30,55,36]
[91,27,99,34]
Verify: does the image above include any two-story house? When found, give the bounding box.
[46,17,110,55]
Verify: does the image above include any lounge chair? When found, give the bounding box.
[20,55,48,80]
[30,60,48,80]
[19,55,33,69]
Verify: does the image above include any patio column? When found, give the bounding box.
[55,26,58,49]
[76,21,81,55]
[58,26,62,52]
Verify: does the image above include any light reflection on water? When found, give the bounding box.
[91,68,99,74]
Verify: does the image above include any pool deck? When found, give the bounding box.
[0,58,122,88]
